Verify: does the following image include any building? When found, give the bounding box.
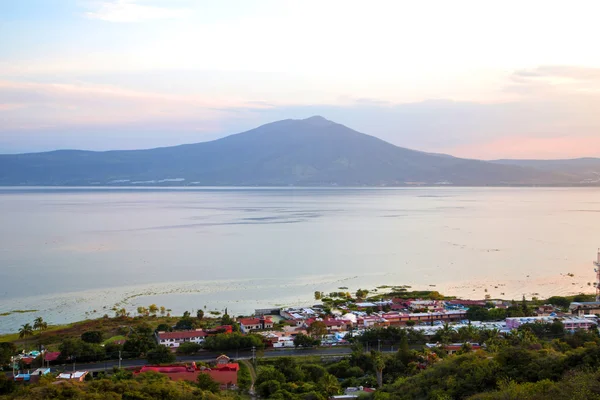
[408,300,444,312]
[13,368,51,383]
[155,329,207,348]
[426,343,482,355]
[254,308,281,316]
[238,317,274,333]
[330,386,376,399]
[57,371,88,382]
[569,302,600,317]
[137,358,239,389]
[506,316,597,331]
[379,310,467,326]
[44,352,61,363]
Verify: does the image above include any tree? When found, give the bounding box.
[197,373,220,393]
[356,289,369,299]
[521,295,530,316]
[18,323,33,339]
[196,309,204,320]
[137,306,149,317]
[308,321,327,338]
[176,342,202,355]
[466,306,490,322]
[146,345,176,364]
[294,333,319,348]
[159,306,166,316]
[33,317,47,334]
[155,323,172,333]
[0,342,17,366]
[546,296,570,309]
[148,304,159,316]
[123,326,157,357]
[81,331,103,344]
[115,308,128,318]
[0,373,16,396]
[175,315,195,330]
[314,291,323,300]
[318,373,342,397]
[433,323,454,344]
[372,351,385,388]
[221,313,234,326]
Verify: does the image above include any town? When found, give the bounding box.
[3,275,600,400]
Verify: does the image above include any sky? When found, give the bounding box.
[1,0,600,159]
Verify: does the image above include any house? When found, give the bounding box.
[322,318,351,332]
[408,300,444,312]
[57,371,88,382]
[426,343,482,355]
[215,354,232,365]
[562,317,597,331]
[13,368,51,383]
[44,352,61,363]
[238,317,274,333]
[155,329,207,348]
[330,386,376,399]
[569,302,600,317]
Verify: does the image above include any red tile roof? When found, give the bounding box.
[157,330,207,340]
[137,363,239,386]
[44,352,61,362]
[238,317,272,326]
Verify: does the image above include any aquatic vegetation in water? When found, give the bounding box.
[0,309,38,317]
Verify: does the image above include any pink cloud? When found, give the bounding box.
[446,135,600,160]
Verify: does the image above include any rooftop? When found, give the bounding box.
[157,330,207,340]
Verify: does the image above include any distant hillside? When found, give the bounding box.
[0,116,586,186]
[491,158,600,184]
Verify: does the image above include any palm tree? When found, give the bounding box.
[372,351,386,388]
[318,373,341,396]
[19,323,34,339]
[33,317,48,334]
[436,323,454,344]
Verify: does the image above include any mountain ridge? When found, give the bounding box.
[0,116,594,186]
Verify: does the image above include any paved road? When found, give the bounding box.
[6,345,402,378]
[45,346,366,374]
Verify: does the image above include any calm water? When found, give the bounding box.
[0,187,599,333]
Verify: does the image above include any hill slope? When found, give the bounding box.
[0,116,580,186]
[491,158,600,184]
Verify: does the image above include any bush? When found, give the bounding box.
[146,345,176,364]
[197,373,220,393]
[81,331,103,344]
[176,342,202,355]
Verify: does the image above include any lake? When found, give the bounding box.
[0,187,599,333]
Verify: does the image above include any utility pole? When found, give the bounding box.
[378,339,381,352]
[118,351,122,369]
[251,346,256,366]
[72,356,76,372]
[11,356,15,378]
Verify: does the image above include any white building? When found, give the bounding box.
[155,330,207,348]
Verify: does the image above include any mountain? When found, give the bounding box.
[0,116,586,186]
[491,158,600,184]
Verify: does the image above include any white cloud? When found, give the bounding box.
[85,0,189,22]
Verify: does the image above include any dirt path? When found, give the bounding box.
[240,359,257,395]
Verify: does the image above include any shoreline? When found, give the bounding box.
[1,272,594,336]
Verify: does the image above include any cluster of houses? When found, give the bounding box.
[151,299,600,351]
